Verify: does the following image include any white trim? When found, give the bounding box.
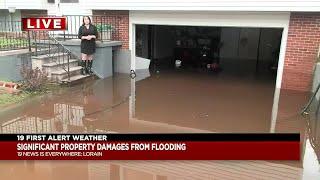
[84,0,320,12]
[276,26,289,89]
[130,11,290,28]
[129,21,136,70]
[129,78,136,119]
[2,1,320,12]
[270,88,281,133]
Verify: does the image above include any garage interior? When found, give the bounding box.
[135,25,283,81]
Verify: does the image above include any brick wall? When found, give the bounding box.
[92,10,129,49]
[282,12,320,91]
[20,10,48,40]
[88,11,320,88]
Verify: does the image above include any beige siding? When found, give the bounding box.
[0,0,50,10]
[84,0,320,12]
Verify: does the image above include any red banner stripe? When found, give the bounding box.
[0,141,299,160]
[21,17,67,31]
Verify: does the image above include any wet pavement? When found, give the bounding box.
[0,69,319,180]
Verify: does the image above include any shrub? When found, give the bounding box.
[96,24,112,32]
[20,65,48,92]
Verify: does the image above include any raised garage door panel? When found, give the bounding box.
[130,11,290,28]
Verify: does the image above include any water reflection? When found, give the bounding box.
[0,70,319,179]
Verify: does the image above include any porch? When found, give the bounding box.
[0,14,126,83]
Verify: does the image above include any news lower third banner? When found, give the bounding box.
[0,133,300,160]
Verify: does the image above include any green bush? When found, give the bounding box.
[96,24,112,32]
[0,37,28,48]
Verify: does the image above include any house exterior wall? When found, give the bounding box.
[20,10,48,17]
[2,0,320,12]
[0,1,320,91]
[0,0,88,16]
[93,10,129,49]
[0,9,21,21]
[128,11,320,91]
[0,0,51,10]
[282,13,320,91]
[46,1,91,16]
[83,0,320,12]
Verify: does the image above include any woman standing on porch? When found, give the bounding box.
[78,16,98,75]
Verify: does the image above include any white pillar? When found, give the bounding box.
[129,23,136,71]
[275,25,289,89]
[270,88,281,133]
[129,78,136,120]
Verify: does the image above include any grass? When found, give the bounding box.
[0,83,62,107]
[0,37,28,49]
[0,91,32,106]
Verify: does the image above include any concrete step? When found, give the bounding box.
[32,52,68,60]
[54,35,77,41]
[57,33,78,36]
[32,47,60,56]
[42,59,79,75]
[51,66,82,82]
[31,40,59,46]
[42,59,78,68]
[31,52,70,69]
[61,74,94,84]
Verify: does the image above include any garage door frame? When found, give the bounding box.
[129,11,290,89]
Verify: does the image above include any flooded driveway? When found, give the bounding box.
[0,70,319,179]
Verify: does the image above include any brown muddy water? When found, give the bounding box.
[0,70,319,180]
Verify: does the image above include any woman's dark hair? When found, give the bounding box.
[82,16,92,25]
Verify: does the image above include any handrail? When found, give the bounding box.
[301,82,320,116]
[301,46,320,116]
[48,32,73,54]
[48,33,72,82]
[31,31,74,82]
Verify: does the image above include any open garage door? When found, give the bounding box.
[130,11,290,133]
[135,25,282,82]
[133,25,283,132]
[130,11,290,89]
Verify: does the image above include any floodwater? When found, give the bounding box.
[0,69,319,180]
